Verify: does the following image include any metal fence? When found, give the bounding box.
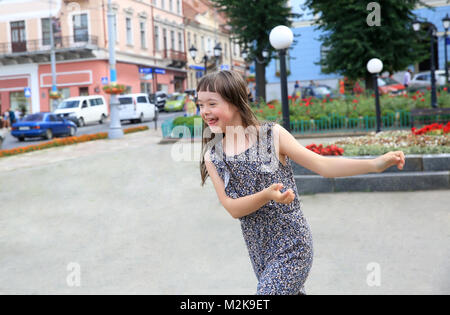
[162,110,450,138]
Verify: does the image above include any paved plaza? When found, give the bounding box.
[0,129,448,294]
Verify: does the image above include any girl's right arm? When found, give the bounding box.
[204,151,295,219]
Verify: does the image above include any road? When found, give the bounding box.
[0,110,183,151]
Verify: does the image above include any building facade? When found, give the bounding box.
[0,0,188,114]
[183,0,246,90]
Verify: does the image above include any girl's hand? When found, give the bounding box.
[265,183,295,204]
[373,151,406,173]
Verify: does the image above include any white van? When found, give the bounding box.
[54,95,108,127]
[117,93,156,123]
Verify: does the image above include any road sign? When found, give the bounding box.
[220,64,230,70]
[24,87,31,98]
[153,68,166,74]
[101,77,109,85]
[139,68,152,74]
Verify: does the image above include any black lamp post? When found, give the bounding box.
[270,26,294,133]
[189,43,222,76]
[442,14,450,86]
[367,58,383,133]
[413,19,438,108]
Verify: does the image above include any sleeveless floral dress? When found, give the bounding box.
[209,121,314,295]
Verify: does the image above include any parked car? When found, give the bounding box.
[11,112,77,141]
[164,93,187,112]
[409,70,446,90]
[118,93,156,123]
[377,77,406,95]
[149,91,168,112]
[54,95,108,127]
[301,85,335,99]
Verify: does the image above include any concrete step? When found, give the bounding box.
[292,154,450,175]
[295,171,450,194]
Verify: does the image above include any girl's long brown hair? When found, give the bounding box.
[198,70,262,186]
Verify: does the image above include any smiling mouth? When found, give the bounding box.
[206,118,218,125]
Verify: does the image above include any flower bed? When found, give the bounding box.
[326,127,450,156]
[0,126,149,158]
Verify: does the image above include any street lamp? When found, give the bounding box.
[442,14,450,86]
[189,43,222,75]
[413,19,438,108]
[269,25,293,132]
[367,58,383,133]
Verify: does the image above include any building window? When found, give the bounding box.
[207,38,211,55]
[201,36,204,51]
[170,30,175,50]
[224,42,227,58]
[126,17,133,46]
[187,32,191,50]
[140,21,146,49]
[154,26,159,50]
[163,28,167,50]
[79,87,89,96]
[73,13,88,42]
[178,32,183,52]
[169,0,173,12]
[161,0,165,10]
[41,18,62,46]
[194,34,197,47]
[177,0,181,14]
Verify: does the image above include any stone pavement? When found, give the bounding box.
[0,129,448,294]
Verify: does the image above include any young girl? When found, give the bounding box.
[198,70,405,295]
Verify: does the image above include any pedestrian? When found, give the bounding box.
[9,109,16,126]
[3,110,10,129]
[197,70,406,295]
[309,80,316,87]
[404,69,412,88]
[292,80,301,98]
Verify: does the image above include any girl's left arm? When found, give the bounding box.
[274,124,406,178]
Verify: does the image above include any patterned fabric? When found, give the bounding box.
[209,121,314,295]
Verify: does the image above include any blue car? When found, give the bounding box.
[11,112,77,142]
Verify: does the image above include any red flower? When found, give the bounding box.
[444,87,448,91]
[352,99,358,103]
[278,111,281,115]
[421,98,425,102]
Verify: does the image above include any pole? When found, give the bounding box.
[204,55,208,75]
[49,0,57,112]
[430,28,438,108]
[445,28,449,86]
[107,0,123,138]
[373,74,381,133]
[279,49,290,132]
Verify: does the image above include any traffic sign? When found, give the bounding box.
[139,68,152,74]
[24,87,31,98]
[101,77,109,85]
[153,68,165,74]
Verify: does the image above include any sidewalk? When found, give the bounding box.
[0,130,448,294]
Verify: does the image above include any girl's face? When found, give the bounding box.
[197,91,239,133]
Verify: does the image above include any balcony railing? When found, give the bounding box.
[0,35,98,55]
[161,49,187,62]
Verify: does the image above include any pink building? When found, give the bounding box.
[0,0,187,114]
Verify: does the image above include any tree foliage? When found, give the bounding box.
[304,0,431,81]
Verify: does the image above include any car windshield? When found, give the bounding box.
[313,86,332,95]
[119,97,133,105]
[169,94,185,101]
[379,77,399,86]
[57,100,79,109]
[23,113,45,122]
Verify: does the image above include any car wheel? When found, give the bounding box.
[18,137,25,142]
[69,126,76,137]
[99,114,106,124]
[78,117,85,127]
[45,129,53,140]
[139,113,144,123]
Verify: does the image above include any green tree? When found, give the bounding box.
[211,0,300,102]
[304,0,430,90]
